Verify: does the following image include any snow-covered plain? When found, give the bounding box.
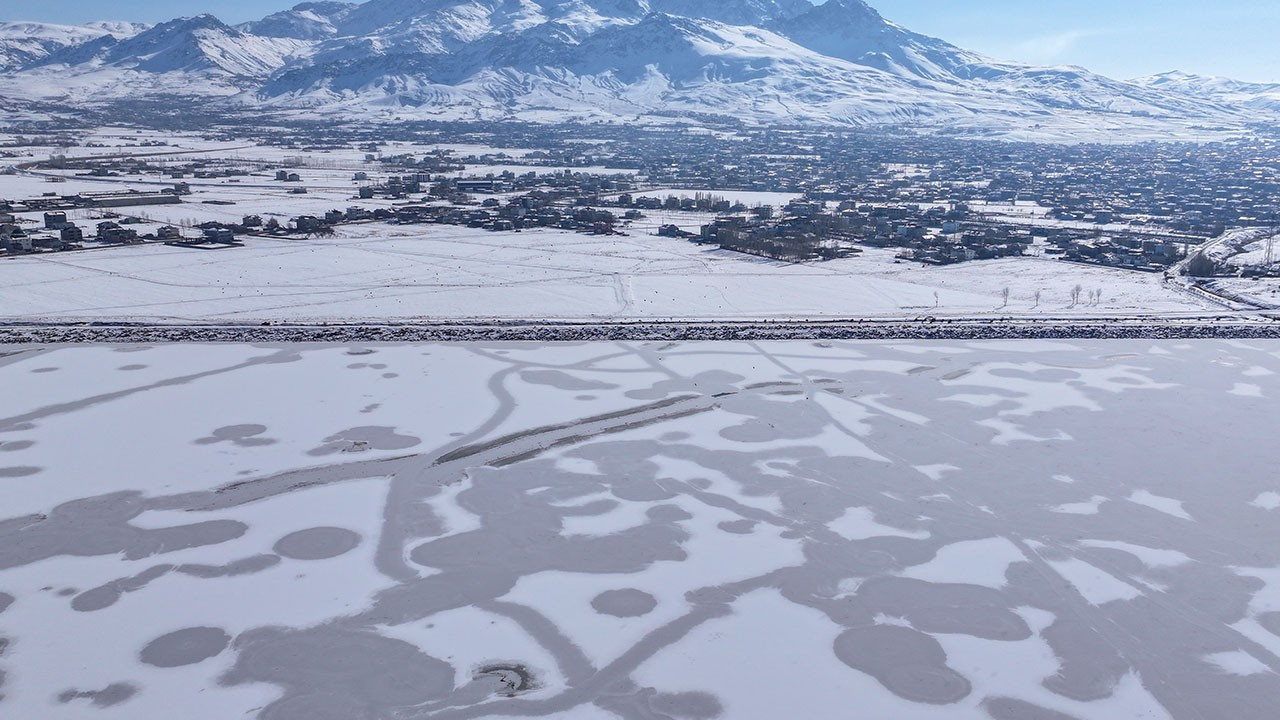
[2,339,1280,719]
[1,222,1218,322]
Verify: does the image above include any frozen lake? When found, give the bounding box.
[1,340,1279,719]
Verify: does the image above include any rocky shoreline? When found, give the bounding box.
[5,321,1280,344]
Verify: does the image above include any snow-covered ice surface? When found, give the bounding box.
[2,339,1280,719]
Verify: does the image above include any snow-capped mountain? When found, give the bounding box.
[4,15,312,102]
[0,20,146,70]
[0,0,1271,137]
[49,15,309,77]
[777,0,968,80]
[1134,71,1280,114]
[239,2,358,41]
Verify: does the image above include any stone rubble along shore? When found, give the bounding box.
[4,321,1280,344]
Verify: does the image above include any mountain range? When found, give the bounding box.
[0,0,1274,138]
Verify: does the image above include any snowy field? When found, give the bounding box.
[2,339,1280,719]
[1,223,1217,323]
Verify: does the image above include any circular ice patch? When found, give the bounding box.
[274,527,361,561]
[140,627,231,668]
[591,589,658,618]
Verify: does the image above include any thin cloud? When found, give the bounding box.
[1009,29,1114,64]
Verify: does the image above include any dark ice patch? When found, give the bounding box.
[834,625,971,704]
[647,504,692,523]
[260,693,370,720]
[1259,611,1280,637]
[650,690,723,719]
[308,427,420,457]
[521,369,618,391]
[985,696,1083,720]
[718,519,757,534]
[140,627,231,668]
[592,589,658,618]
[626,371,745,400]
[223,626,454,718]
[274,527,361,561]
[57,682,139,708]
[195,425,277,447]
[73,565,174,612]
[177,554,281,578]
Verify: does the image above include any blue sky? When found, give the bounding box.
[3,0,1278,82]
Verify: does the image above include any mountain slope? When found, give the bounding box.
[88,15,311,76]
[1135,71,1280,113]
[0,21,145,70]
[776,0,975,80]
[4,15,314,102]
[0,0,1269,138]
[240,2,358,40]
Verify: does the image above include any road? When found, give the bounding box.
[1165,228,1280,311]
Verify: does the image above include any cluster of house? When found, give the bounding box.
[0,212,187,254]
[678,198,1188,268]
[394,201,624,235]
[45,148,264,183]
[596,128,1279,242]
[219,186,634,238]
[1043,234,1183,271]
[0,186,190,252]
[687,201,1006,264]
[321,127,1279,255]
[361,149,465,176]
[1,209,101,252]
[687,217,861,262]
[0,196,233,254]
[11,189,185,213]
[613,192,749,214]
[431,171,632,201]
[354,174,429,200]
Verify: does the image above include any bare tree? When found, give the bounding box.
[933,291,940,308]
[1001,286,1010,308]
[1033,289,1042,308]
[1071,283,1083,306]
